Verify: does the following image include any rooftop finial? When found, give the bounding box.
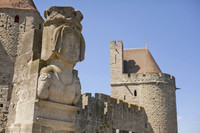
[146,40,148,49]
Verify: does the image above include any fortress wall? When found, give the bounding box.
[76,93,112,133]
[0,8,43,93]
[111,73,177,133]
[0,8,43,132]
[0,11,19,62]
[95,93,149,132]
[0,85,10,132]
[0,11,18,88]
[6,29,43,130]
[0,9,43,61]
[77,93,148,133]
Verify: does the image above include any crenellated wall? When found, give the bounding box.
[76,93,112,133]
[76,93,151,133]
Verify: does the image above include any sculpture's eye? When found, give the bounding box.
[73,12,76,16]
[47,11,50,16]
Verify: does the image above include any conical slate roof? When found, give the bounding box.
[0,0,37,10]
[123,48,161,73]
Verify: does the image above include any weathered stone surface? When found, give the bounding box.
[76,93,150,133]
[0,1,178,132]
[6,6,85,133]
[38,6,85,105]
[0,5,43,132]
[6,29,42,132]
[6,29,43,131]
[110,40,178,133]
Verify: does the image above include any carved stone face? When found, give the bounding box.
[57,31,80,63]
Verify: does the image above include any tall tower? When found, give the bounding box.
[0,0,43,132]
[110,40,178,133]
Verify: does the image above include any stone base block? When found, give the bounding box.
[8,100,79,133]
[35,100,79,132]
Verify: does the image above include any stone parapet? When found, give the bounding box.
[77,93,146,133]
[111,72,176,86]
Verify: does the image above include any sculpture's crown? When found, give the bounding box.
[44,6,83,31]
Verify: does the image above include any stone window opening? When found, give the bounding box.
[145,123,148,128]
[0,104,3,107]
[134,90,137,96]
[124,95,126,100]
[14,15,19,23]
[39,24,42,29]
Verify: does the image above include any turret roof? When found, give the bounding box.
[0,0,37,10]
[123,48,161,73]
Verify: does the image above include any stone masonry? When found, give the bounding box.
[0,2,43,132]
[110,40,178,133]
[0,1,178,132]
[76,93,148,133]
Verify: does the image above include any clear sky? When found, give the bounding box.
[34,0,200,132]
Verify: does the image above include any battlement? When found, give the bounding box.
[110,40,123,48]
[81,93,142,111]
[111,72,176,86]
[77,93,145,132]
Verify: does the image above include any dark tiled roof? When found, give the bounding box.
[123,48,161,73]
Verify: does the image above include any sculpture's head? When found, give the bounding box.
[41,6,85,64]
[50,24,85,64]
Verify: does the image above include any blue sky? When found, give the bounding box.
[34,0,200,132]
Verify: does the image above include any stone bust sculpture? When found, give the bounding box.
[37,6,85,105]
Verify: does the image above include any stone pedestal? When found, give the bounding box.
[35,100,79,132]
[9,100,79,133]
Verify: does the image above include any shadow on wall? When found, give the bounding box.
[0,40,14,99]
[112,105,154,133]
[142,109,154,133]
[123,60,140,73]
[76,93,154,133]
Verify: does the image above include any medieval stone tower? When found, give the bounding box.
[110,40,178,133]
[0,0,43,131]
